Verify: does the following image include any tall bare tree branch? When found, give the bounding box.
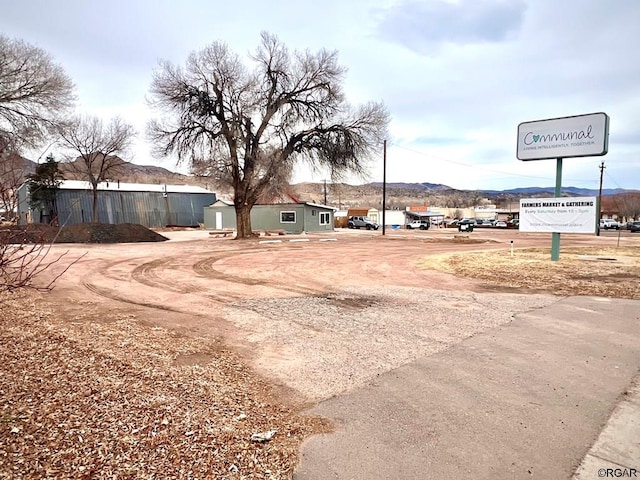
[0,35,75,152]
[58,115,136,223]
[148,32,388,238]
[0,144,28,221]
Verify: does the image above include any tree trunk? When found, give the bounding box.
[50,194,58,226]
[92,186,98,223]
[235,202,253,239]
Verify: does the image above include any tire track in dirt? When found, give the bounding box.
[78,250,229,310]
[75,237,509,330]
[192,248,330,296]
[81,278,198,312]
[131,257,202,294]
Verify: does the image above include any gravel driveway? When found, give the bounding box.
[224,286,555,400]
[39,229,574,402]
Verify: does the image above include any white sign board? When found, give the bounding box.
[519,197,597,233]
[517,113,609,161]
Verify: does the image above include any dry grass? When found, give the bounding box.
[0,291,329,479]
[419,246,640,299]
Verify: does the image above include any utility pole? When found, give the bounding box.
[382,140,387,236]
[597,161,605,236]
[323,179,327,205]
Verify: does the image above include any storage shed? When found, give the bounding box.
[204,201,335,234]
[17,180,216,228]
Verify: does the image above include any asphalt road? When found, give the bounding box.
[294,296,640,480]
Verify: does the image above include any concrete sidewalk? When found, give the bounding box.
[294,296,640,480]
[573,377,639,479]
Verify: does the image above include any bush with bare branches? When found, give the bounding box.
[0,226,79,292]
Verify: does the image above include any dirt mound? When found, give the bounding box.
[0,223,168,244]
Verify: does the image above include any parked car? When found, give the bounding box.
[600,219,620,230]
[494,221,508,228]
[629,221,640,233]
[348,216,379,230]
[406,220,430,230]
[458,219,475,232]
[625,221,636,230]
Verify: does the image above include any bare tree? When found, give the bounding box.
[468,191,484,207]
[0,35,75,152]
[617,193,640,221]
[148,32,388,238]
[58,116,135,223]
[443,194,464,208]
[0,146,28,221]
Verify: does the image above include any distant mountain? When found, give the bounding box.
[60,157,201,186]
[18,157,213,189]
[367,182,634,196]
[369,181,453,191]
[14,157,636,198]
[482,186,631,196]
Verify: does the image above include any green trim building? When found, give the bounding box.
[204,200,335,234]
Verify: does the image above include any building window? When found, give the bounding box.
[320,212,330,225]
[280,211,296,223]
[312,209,317,216]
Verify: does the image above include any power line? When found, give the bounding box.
[390,143,598,185]
[604,171,625,190]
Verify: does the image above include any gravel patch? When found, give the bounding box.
[224,286,557,401]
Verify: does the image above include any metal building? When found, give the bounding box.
[17,180,216,228]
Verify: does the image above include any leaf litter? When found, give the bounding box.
[0,290,330,479]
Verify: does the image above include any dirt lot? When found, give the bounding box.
[1,227,639,478]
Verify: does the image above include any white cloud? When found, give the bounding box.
[1,0,638,191]
[376,0,527,53]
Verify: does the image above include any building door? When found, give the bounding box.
[215,211,222,229]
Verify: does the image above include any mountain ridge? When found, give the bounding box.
[18,158,637,197]
[368,181,632,197]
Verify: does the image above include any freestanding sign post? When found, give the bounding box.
[517,112,609,261]
[551,158,563,260]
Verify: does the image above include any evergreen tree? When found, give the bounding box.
[27,154,63,224]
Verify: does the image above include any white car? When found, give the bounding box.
[494,221,508,228]
[406,220,430,230]
[600,219,620,230]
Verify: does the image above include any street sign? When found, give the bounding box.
[517,112,609,161]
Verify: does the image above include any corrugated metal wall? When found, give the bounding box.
[52,190,216,227]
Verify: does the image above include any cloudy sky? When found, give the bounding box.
[2,0,639,191]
